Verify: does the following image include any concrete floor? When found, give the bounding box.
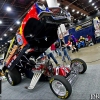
[54,43,100,66]
[69,43,100,65]
[1,43,100,100]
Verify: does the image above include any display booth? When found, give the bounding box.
[69,26,94,39]
[93,17,100,43]
[64,20,96,44]
[93,17,100,38]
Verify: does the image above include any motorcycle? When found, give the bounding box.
[2,2,87,99]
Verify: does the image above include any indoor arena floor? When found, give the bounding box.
[1,43,100,100]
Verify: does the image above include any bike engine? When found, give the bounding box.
[45,59,54,75]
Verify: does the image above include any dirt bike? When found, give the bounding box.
[2,2,87,99]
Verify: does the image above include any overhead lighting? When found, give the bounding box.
[81,13,83,15]
[5,43,7,44]
[8,40,10,43]
[94,6,97,8]
[10,28,13,31]
[57,3,60,6]
[72,9,75,12]
[65,6,68,10]
[0,20,2,24]
[89,0,92,3]
[30,34,33,37]
[4,34,7,37]
[2,45,3,47]
[8,40,12,43]
[6,6,12,12]
[84,14,86,16]
[16,21,20,25]
[76,11,79,14]
[0,38,2,40]
[92,3,95,6]
[96,8,98,10]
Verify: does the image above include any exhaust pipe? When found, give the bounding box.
[66,69,79,86]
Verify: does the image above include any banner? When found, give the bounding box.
[58,24,69,36]
[64,30,69,36]
[93,17,100,38]
[75,20,93,31]
[46,0,59,8]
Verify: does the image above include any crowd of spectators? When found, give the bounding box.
[39,33,94,65]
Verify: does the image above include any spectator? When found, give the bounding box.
[87,35,92,41]
[78,36,85,47]
[45,47,59,65]
[69,34,76,43]
[51,43,56,57]
[70,38,77,53]
[55,41,62,56]
[79,36,85,42]
[69,34,78,52]
[59,34,71,61]
[66,40,72,50]
[87,35,94,46]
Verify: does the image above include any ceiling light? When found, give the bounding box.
[65,6,68,10]
[16,21,20,25]
[76,11,79,14]
[29,34,33,37]
[84,14,86,16]
[0,20,2,24]
[72,9,75,12]
[94,6,97,8]
[6,6,12,12]
[4,34,7,37]
[89,0,92,3]
[96,8,98,10]
[2,45,3,47]
[57,3,60,6]
[8,40,10,43]
[0,38,2,40]
[81,13,83,15]
[92,3,95,6]
[5,43,7,44]
[10,28,13,31]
